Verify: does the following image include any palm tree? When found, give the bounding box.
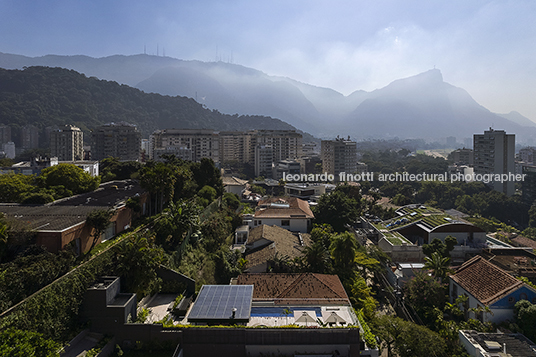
[330,231,358,276]
[424,251,453,282]
[303,241,330,273]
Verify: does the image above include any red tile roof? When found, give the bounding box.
[450,256,523,305]
[254,197,314,219]
[244,225,311,270]
[511,236,536,250]
[236,273,350,306]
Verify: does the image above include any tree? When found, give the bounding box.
[424,251,453,282]
[514,300,536,342]
[373,315,448,357]
[113,234,165,297]
[0,214,8,262]
[85,209,113,252]
[38,163,100,195]
[0,173,34,202]
[303,241,330,273]
[330,231,358,277]
[139,162,178,214]
[0,328,62,357]
[403,270,447,325]
[313,190,361,232]
[154,199,201,251]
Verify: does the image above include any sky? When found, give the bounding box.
[1,0,536,120]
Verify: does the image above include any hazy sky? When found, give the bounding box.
[1,0,536,120]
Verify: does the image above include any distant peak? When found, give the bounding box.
[419,68,443,82]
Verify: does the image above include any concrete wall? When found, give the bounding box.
[378,238,424,263]
[253,218,310,233]
[181,328,360,357]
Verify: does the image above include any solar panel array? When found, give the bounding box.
[188,285,253,321]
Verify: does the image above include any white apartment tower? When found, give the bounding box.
[473,128,515,196]
[50,125,84,161]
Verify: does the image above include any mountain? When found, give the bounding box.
[0,66,314,146]
[340,69,536,141]
[1,52,535,143]
[496,111,536,128]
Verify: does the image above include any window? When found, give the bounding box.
[508,296,516,304]
[520,293,528,301]
[281,220,290,226]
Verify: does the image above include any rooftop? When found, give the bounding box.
[244,225,311,270]
[461,330,536,357]
[187,285,253,323]
[450,256,523,305]
[222,176,248,187]
[236,273,350,306]
[255,197,314,220]
[512,236,536,250]
[374,204,482,234]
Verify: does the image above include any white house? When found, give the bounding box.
[251,197,314,233]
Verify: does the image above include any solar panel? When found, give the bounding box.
[188,285,253,322]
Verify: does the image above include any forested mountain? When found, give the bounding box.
[0,66,314,146]
[2,52,536,143]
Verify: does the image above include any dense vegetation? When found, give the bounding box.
[0,66,308,146]
[0,163,100,204]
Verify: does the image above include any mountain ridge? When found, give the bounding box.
[1,52,535,143]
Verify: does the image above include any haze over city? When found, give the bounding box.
[1,0,535,121]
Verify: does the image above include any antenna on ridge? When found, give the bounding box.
[144,45,146,55]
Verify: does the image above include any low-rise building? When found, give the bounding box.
[449,256,536,324]
[242,224,311,273]
[459,329,536,357]
[251,197,314,233]
[0,180,147,254]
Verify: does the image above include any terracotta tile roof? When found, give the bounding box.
[450,255,523,305]
[244,225,311,270]
[222,176,248,186]
[511,236,536,250]
[254,197,314,219]
[236,273,350,306]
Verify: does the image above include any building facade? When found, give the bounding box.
[473,128,515,196]
[21,124,39,150]
[92,122,141,161]
[149,129,219,163]
[50,125,84,161]
[321,137,357,178]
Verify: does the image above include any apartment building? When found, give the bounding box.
[149,129,219,163]
[321,136,357,178]
[21,124,39,150]
[450,148,474,165]
[0,125,11,145]
[92,122,141,161]
[50,125,84,161]
[473,128,515,196]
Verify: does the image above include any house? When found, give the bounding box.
[251,197,314,233]
[0,179,148,254]
[242,224,311,273]
[222,176,248,196]
[459,329,536,357]
[367,204,487,263]
[511,235,536,252]
[449,256,536,324]
[235,272,352,307]
[180,274,373,356]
